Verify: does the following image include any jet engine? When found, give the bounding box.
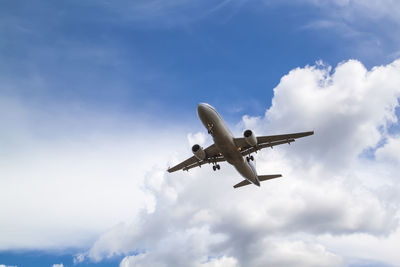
[192,144,206,160]
[244,129,257,147]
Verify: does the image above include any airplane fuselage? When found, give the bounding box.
[197,103,260,186]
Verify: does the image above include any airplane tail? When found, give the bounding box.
[258,174,282,182]
[233,174,282,188]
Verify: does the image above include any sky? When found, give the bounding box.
[1,0,400,266]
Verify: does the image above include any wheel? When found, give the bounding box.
[250,155,254,161]
[246,156,250,162]
[213,165,216,171]
[216,164,220,170]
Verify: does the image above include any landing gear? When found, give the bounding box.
[212,164,220,171]
[207,123,214,135]
[246,155,254,162]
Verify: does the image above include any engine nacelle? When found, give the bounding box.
[192,144,206,160]
[243,129,257,147]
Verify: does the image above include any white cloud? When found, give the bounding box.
[71,58,400,266]
[52,264,63,267]
[120,254,239,267]
[255,59,400,170]
[245,240,342,267]
[0,96,186,250]
[376,136,400,164]
[200,256,239,267]
[319,226,400,265]
[73,253,85,264]
[187,132,208,147]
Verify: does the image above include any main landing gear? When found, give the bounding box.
[246,155,254,162]
[212,163,220,171]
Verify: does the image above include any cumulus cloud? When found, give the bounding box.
[0,96,186,250]
[376,136,400,164]
[254,59,400,169]
[73,253,85,264]
[73,58,400,266]
[187,132,209,147]
[120,254,239,267]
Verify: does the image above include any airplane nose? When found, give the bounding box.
[197,103,208,115]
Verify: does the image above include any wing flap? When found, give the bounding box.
[240,139,295,156]
[168,156,198,173]
[257,131,314,144]
[235,130,314,156]
[182,156,225,171]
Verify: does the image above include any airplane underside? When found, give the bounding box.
[167,103,314,188]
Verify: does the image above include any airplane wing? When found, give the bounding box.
[167,144,224,173]
[168,131,313,173]
[235,131,314,156]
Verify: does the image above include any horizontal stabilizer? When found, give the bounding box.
[233,179,251,188]
[258,174,282,181]
[233,174,282,189]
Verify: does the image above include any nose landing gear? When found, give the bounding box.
[207,123,214,135]
[246,155,254,162]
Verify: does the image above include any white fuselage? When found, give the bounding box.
[197,103,260,186]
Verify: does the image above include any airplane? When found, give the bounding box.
[167,103,314,188]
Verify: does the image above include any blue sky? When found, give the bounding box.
[2,0,398,122]
[1,1,400,266]
[0,251,123,267]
